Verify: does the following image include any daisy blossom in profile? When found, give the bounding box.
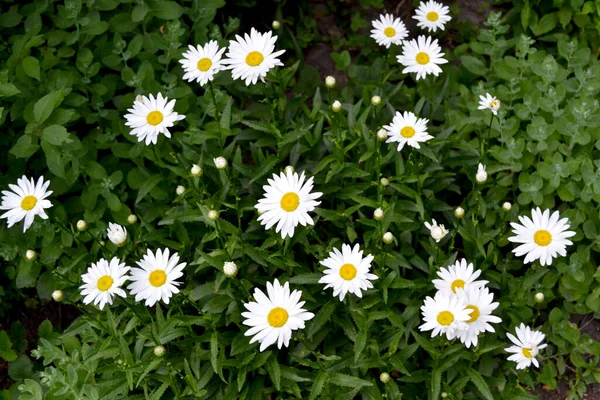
[383,111,432,151]
[478,93,501,115]
[455,286,502,348]
[241,279,314,351]
[179,41,226,86]
[318,244,378,301]
[413,1,452,32]
[1,176,52,232]
[508,208,576,266]
[107,222,127,246]
[124,93,185,145]
[80,257,130,310]
[127,248,186,307]
[223,28,285,86]
[424,219,449,242]
[432,258,488,296]
[397,36,448,80]
[255,170,322,239]
[505,323,547,369]
[419,292,471,339]
[370,13,408,48]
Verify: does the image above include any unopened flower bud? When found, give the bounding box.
[534,292,544,303]
[107,223,127,246]
[52,290,64,302]
[214,157,228,169]
[176,185,185,196]
[383,232,394,244]
[371,95,381,106]
[476,163,487,184]
[332,100,342,112]
[455,207,465,218]
[441,393,448,399]
[208,210,219,221]
[377,128,388,141]
[153,345,166,357]
[325,76,336,88]
[191,164,202,177]
[127,214,138,224]
[284,165,295,175]
[379,372,391,383]
[502,202,512,211]
[380,177,389,186]
[26,250,37,261]
[272,20,281,29]
[223,261,238,277]
[76,220,88,231]
[374,208,384,221]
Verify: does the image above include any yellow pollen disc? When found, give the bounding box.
[146,111,164,126]
[21,195,37,211]
[97,275,114,291]
[534,230,552,246]
[197,57,212,71]
[339,263,357,281]
[267,307,289,327]
[416,52,430,65]
[280,192,300,212]
[465,305,480,323]
[490,101,497,108]
[246,51,264,67]
[522,347,534,358]
[149,270,167,287]
[450,279,465,293]
[437,311,454,326]
[384,27,396,37]
[400,126,416,138]
[427,11,439,21]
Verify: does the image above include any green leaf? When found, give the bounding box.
[461,55,487,76]
[309,372,328,400]
[210,332,219,374]
[9,355,33,380]
[308,300,336,336]
[150,1,184,20]
[136,175,162,204]
[0,83,20,97]
[80,21,109,36]
[248,155,279,185]
[132,3,150,22]
[329,372,373,388]
[34,90,63,124]
[468,369,494,400]
[17,379,43,400]
[41,141,64,178]
[0,331,17,362]
[42,125,72,145]
[266,354,281,390]
[22,57,40,81]
[10,135,39,159]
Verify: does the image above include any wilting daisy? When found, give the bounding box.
[383,111,432,151]
[0,175,52,232]
[505,323,548,369]
[455,286,502,348]
[419,292,471,339]
[179,41,226,86]
[127,248,186,307]
[508,208,576,266]
[397,36,448,80]
[124,93,185,145]
[413,1,452,32]
[318,243,378,301]
[241,278,314,351]
[424,219,449,242]
[477,93,501,115]
[223,28,285,86]
[370,13,409,48]
[80,257,130,310]
[432,258,488,296]
[107,222,127,246]
[255,170,323,239]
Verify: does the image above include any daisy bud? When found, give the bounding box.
[502,202,512,211]
[100,240,105,246]
[76,220,88,231]
[455,206,465,218]
[371,95,381,106]
[153,345,166,357]
[190,164,203,177]
[176,185,185,196]
[425,219,448,243]
[127,214,138,224]
[223,261,238,277]
[380,177,389,186]
[26,250,37,261]
[208,210,219,221]
[383,232,394,244]
[284,165,295,175]
[272,20,281,29]
[377,128,388,141]
[135,95,143,102]
[475,163,487,184]
[107,223,128,246]
[331,100,342,112]
[214,156,228,169]
[374,208,384,221]
[534,292,544,303]
[325,75,336,88]
[441,393,448,399]
[52,290,64,302]
[379,372,391,383]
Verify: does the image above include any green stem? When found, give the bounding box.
[208,81,224,148]
[482,113,494,157]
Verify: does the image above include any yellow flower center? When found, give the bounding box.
[146,111,164,126]
[534,230,552,246]
[450,279,465,293]
[97,275,114,291]
[400,126,416,138]
[267,307,288,327]
[246,51,264,67]
[280,192,300,212]
[384,27,396,37]
[427,11,439,21]
[437,311,454,326]
[522,347,534,358]
[339,263,357,281]
[490,100,498,108]
[465,305,480,323]
[21,195,37,211]
[197,57,212,72]
[416,52,430,65]
[149,270,167,287]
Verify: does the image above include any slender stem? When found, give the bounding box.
[208,81,224,148]
[481,113,494,157]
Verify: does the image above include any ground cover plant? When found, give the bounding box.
[1,0,600,399]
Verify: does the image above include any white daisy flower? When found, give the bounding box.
[383,111,432,151]
[318,243,378,301]
[432,258,488,296]
[477,93,501,115]
[419,291,471,339]
[505,323,548,369]
[455,286,502,348]
[79,257,130,310]
[0,175,52,232]
[370,13,409,48]
[424,219,449,242]
[255,170,323,239]
[241,278,314,351]
[178,41,226,86]
[107,222,127,246]
[508,208,576,266]
[127,248,186,307]
[223,28,285,86]
[413,1,452,32]
[124,93,185,146]
[397,36,448,80]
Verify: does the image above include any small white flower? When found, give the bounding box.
[505,323,548,370]
[397,36,448,80]
[325,76,336,88]
[380,372,391,383]
[214,157,228,169]
[476,163,487,184]
[383,232,394,244]
[107,223,127,246]
[176,185,185,196]
[332,100,342,112]
[455,207,465,218]
[432,258,488,296]
[77,220,88,231]
[380,177,389,186]
[154,345,166,357]
[26,250,37,261]
[191,164,203,177]
[534,292,545,303]
[371,95,381,106]
[419,292,471,339]
[124,93,185,146]
[223,261,238,277]
[424,219,448,242]
[384,111,433,151]
[127,214,138,224]
[374,207,384,221]
[370,13,408,48]
[413,1,452,32]
[178,41,226,86]
[377,128,388,141]
[272,20,281,29]
[502,202,512,211]
[207,210,219,220]
[478,93,501,115]
[52,290,64,302]
[79,257,130,310]
[1,175,52,233]
[455,286,502,348]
